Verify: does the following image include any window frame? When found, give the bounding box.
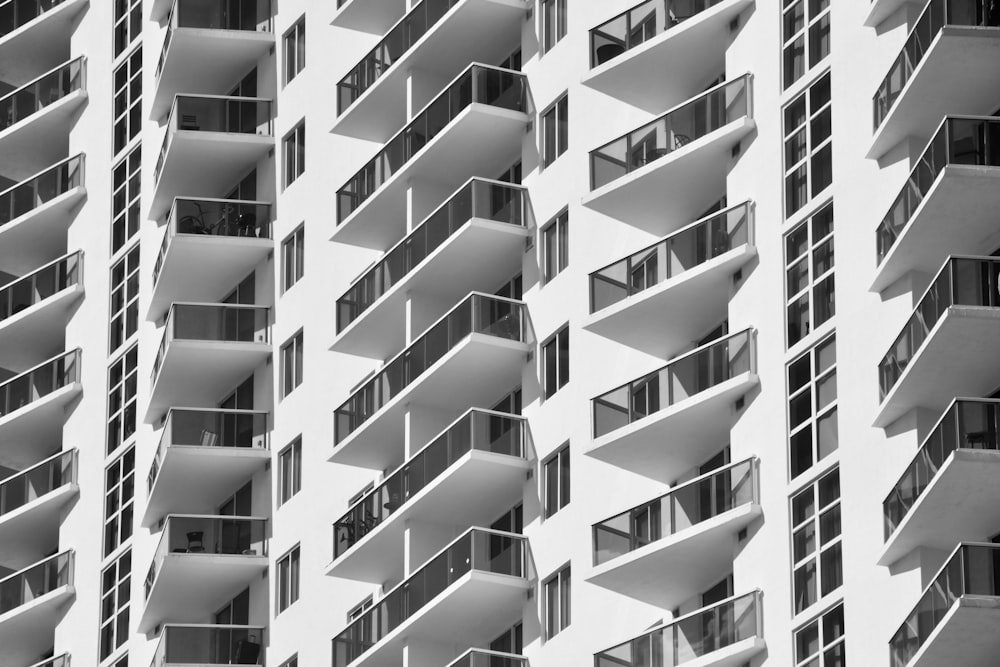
[109,243,140,354]
[280,330,304,398]
[543,564,571,640]
[541,209,568,284]
[113,46,142,157]
[99,548,132,661]
[113,0,142,59]
[107,345,138,455]
[541,93,569,167]
[783,72,833,218]
[278,437,302,505]
[282,224,305,292]
[276,544,301,614]
[790,467,842,615]
[111,145,141,255]
[541,325,570,399]
[794,601,845,666]
[103,446,135,557]
[283,16,306,85]
[784,199,835,348]
[540,0,567,53]
[787,333,838,479]
[543,443,570,519]
[782,0,831,90]
[283,121,306,187]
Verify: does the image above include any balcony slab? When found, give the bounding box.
[0,583,73,667]
[0,89,86,180]
[0,382,80,470]
[0,482,76,570]
[908,597,1000,667]
[332,0,405,34]
[0,185,84,275]
[0,283,82,369]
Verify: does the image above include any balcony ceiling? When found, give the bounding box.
[865,0,921,27]
[0,284,82,370]
[332,0,406,34]
[0,483,76,570]
[0,91,86,181]
[0,583,74,667]
[0,186,82,275]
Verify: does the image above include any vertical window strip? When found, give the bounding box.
[791,468,842,614]
[788,334,838,478]
[782,0,831,90]
[784,200,834,347]
[783,73,833,218]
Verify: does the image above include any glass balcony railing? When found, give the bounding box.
[590,201,751,313]
[336,64,528,223]
[878,256,1000,399]
[593,457,757,565]
[590,74,751,190]
[0,57,85,133]
[877,117,1000,263]
[334,293,526,444]
[873,0,1000,131]
[29,655,70,667]
[595,591,762,667]
[332,527,527,667]
[151,624,264,667]
[0,550,73,615]
[590,0,726,67]
[333,409,525,558]
[593,329,754,438]
[0,154,84,227]
[0,0,71,38]
[151,303,270,386]
[890,543,1000,667]
[0,250,81,324]
[0,348,80,419]
[337,179,527,332]
[148,408,269,491]
[445,650,527,667]
[156,0,272,79]
[0,448,75,519]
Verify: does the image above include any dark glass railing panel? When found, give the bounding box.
[333,293,526,444]
[152,625,264,666]
[333,409,525,558]
[0,154,84,227]
[0,449,75,518]
[445,650,527,667]
[332,528,526,667]
[593,329,754,438]
[0,251,81,324]
[590,0,726,67]
[879,256,1000,399]
[590,202,751,313]
[0,57,85,132]
[336,64,528,223]
[0,349,80,418]
[0,550,73,614]
[593,457,756,565]
[590,74,750,190]
[337,179,527,332]
[0,0,70,38]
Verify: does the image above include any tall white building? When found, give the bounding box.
[0,0,998,665]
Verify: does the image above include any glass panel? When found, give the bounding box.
[153,624,264,665]
[0,450,75,517]
[0,57,86,132]
[0,551,74,614]
[0,349,80,418]
[0,155,85,227]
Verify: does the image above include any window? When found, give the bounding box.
[104,447,135,556]
[278,437,302,505]
[795,602,845,666]
[543,444,570,518]
[100,549,132,661]
[281,330,304,397]
[277,545,301,614]
[111,145,141,254]
[283,121,306,186]
[541,94,568,167]
[788,335,838,479]
[107,345,138,455]
[109,243,140,353]
[542,210,568,283]
[541,0,567,53]
[782,0,831,89]
[282,224,305,291]
[279,657,298,667]
[284,17,306,84]
[348,595,373,622]
[791,468,842,614]
[544,565,571,639]
[541,325,569,399]
[113,46,142,156]
[785,201,834,347]
[113,0,142,58]
[784,73,832,217]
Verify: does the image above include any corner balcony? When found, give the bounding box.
[589,458,760,609]
[595,591,765,667]
[890,542,1000,667]
[0,449,76,569]
[0,154,84,275]
[140,515,267,633]
[332,528,529,667]
[585,201,754,357]
[0,0,86,82]
[0,551,74,667]
[152,0,274,119]
[334,178,529,359]
[332,0,405,33]
[584,0,755,112]
[149,198,272,321]
[334,64,529,250]
[329,409,528,584]
[589,329,757,482]
[870,0,1000,159]
[334,0,526,141]
[876,256,1000,427]
[147,303,270,423]
[445,650,525,667]
[142,408,270,528]
[151,624,265,666]
[332,293,528,470]
[151,95,273,219]
[584,75,753,233]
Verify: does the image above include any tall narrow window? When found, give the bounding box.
[541,0,567,53]
[785,201,834,347]
[281,330,304,397]
[542,210,568,283]
[543,444,570,518]
[284,121,306,187]
[100,549,132,660]
[109,244,140,353]
[542,94,569,167]
[277,545,301,614]
[791,468,842,614]
[782,0,831,89]
[279,437,302,505]
[788,335,838,479]
[795,602,845,666]
[284,17,306,84]
[282,224,305,291]
[104,447,135,556]
[111,145,141,254]
[544,565,571,639]
[113,0,142,58]
[542,325,569,399]
[279,657,299,667]
[113,46,142,156]
[107,345,138,455]
[784,73,832,217]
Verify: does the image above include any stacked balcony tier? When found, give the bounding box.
[151,624,265,666]
[0,449,76,567]
[0,550,74,667]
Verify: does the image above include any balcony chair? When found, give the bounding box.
[235,634,261,664]
[595,43,625,65]
[186,531,205,553]
[200,429,219,447]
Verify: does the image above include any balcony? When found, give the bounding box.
[334,178,529,359]
[0,551,74,667]
[584,75,753,233]
[329,409,528,583]
[876,256,1000,427]
[584,0,755,113]
[334,0,526,141]
[870,0,1000,159]
[332,0,406,33]
[0,251,82,370]
[595,591,764,667]
[332,293,528,470]
[151,95,273,219]
[140,515,267,633]
[152,0,273,119]
[29,655,69,667]
[147,304,270,423]
[142,408,270,528]
[589,329,757,482]
[0,449,76,569]
[0,155,84,275]
[151,624,264,666]
[332,528,529,667]
[867,0,923,28]
[150,198,272,321]
[585,201,754,357]
[890,543,1000,667]
[0,0,86,82]
[334,64,529,250]
[445,650,526,667]
[588,458,760,609]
